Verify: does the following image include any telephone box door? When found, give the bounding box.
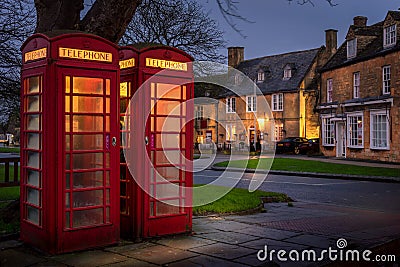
[144,75,193,236]
[58,68,120,251]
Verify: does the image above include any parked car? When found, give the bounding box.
[275,137,309,155]
[298,138,320,154]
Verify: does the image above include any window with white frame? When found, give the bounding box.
[257,71,265,82]
[322,116,335,146]
[283,65,292,80]
[384,24,397,47]
[225,124,236,141]
[226,97,236,113]
[383,65,391,94]
[353,72,360,98]
[195,105,204,119]
[272,93,283,111]
[234,74,240,85]
[327,79,333,103]
[347,38,357,58]
[246,95,257,112]
[370,110,390,150]
[347,113,363,148]
[274,124,284,141]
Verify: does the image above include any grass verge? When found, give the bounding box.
[0,186,20,235]
[214,158,400,177]
[0,165,20,183]
[193,185,290,216]
[0,147,20,153]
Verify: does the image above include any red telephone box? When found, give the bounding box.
[20,33,120,254]
[118,46,139,238]
[122,45,193,239]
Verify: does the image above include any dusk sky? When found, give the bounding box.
[200,0,400,60]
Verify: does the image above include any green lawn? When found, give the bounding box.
[193,185,290,215]
[0,147,20,153]
[215,158,400,177]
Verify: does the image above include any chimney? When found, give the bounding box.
[325,29,338,55]
[228,47,244,68]
[353,16,368,27]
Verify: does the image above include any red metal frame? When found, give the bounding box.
[20,33,120,254]
[137,47,194,238]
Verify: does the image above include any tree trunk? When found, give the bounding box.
[34,0,84,33]
[80,0,142,43]
[34,0,142,43]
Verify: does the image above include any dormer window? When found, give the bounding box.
[257,71,265,82]
[347,38,357,59]
[384,24,396,47]
[283,65,292,80]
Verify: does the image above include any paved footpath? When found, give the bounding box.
[1,201,400,267]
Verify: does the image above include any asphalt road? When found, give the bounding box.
[194,169,400,213]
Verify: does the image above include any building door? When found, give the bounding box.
[336,122,346,158]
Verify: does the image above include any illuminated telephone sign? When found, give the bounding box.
[145,57,188,71]
[59,47,112,62]
[24,48,47,62]
[119,58,135,69]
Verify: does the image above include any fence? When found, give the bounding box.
[0,155,20,187]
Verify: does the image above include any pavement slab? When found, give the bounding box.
[189,242,256,260]
[119,244,198,265]
[0,248,47,267]
[197,230,261,245]
[100,258,158,267]
[282,234,336,249]
[233,226,301,240]
[239,238,308,251]
[49,250,128,267]
[168,255,245,267]
[154,235,216,250]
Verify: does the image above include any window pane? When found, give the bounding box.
[27,115,40,131]
[72,134,103,150]
[27,152,40,169]
[73,208,103,228]
[27,95,40,112]
[156,100,180,115]
[27,188,40,206]
[73,77,103,94]
[156,83,181,99]
[73,171,103,188]
[27,76,40,94]
[72,153,103,170]
[156,134,180,148]
[72,190,103,208]
[156,183,180,199]
[155,150,181,165]
[72,96,103,113]
[27,206,40,225]
[156,200,180,216]
[27,133,41,150]
[156,167,180,181]
[156,117,181,132]
[72,115,103,132]
[27,170,40,187]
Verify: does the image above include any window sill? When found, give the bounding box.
[370,147,390,151]
[348,146,364,149]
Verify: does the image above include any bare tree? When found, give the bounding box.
[0,0,35,131]
[121,0,226,62]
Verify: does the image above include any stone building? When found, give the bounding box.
[210,32,336,151]
[318,11,400,162]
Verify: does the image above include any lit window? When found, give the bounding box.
[383,65,391,94]
[272,93,283,111]
[226,97,236,113]
[195,105,204,119]
[246,95,256,112]
[370,110,390,150]
[347,113,363,148]
[226,124,236,141]
[322,116,335,146]
[274,124,284,141]
[327,79,333,103]
[384,24,397,47]
[257,71,265,82]
[347,38,357,59]
[353,72,360,99]
[283,65,292,80]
